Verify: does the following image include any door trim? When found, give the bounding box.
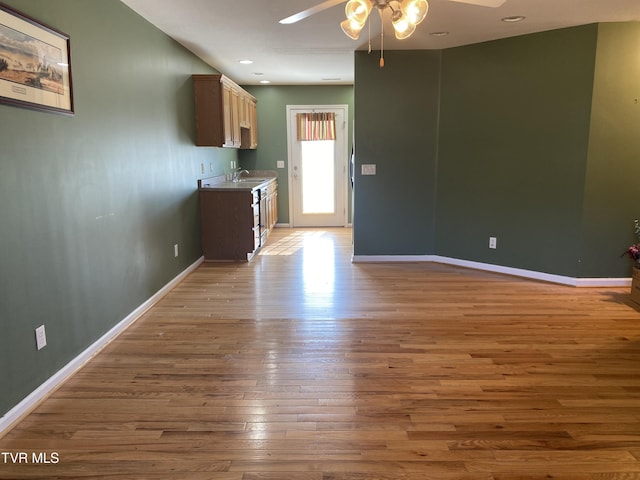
[285,104,349,228]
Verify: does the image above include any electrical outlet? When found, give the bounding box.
[277,160,285,169]
[489,237,497,249]
[35,325,47,350]
[174,244,179,257]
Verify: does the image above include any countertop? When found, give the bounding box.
[198,171,277,192]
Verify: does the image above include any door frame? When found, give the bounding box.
[285,104,349,228]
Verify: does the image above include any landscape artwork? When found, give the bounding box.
[0,4,73,114]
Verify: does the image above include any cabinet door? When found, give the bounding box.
[231,90,241,147]
[222,85,235,147]
[249,99,258,149]
[223,85,241,148]
[269,186,278,230]
[264,181,277,232]
[239,94,250,128]
[193,75,224,147]
[200,190,255,260]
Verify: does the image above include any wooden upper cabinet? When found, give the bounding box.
[193,74,257,149]
[239,94,251,129]
[249,100,258,149]
[222,82,241,148]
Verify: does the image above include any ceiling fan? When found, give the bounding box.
[280,0,507,30]
[280,0,507,66]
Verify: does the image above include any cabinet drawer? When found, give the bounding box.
[252,203,260,226]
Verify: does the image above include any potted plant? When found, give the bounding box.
[622,219,640,303]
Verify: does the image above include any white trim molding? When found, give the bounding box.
[285,104,349,229]
[0,256,204,437]
[351,254,631,288]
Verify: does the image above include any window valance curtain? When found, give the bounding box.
[296,112,336,141]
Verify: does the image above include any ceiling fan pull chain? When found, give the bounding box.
[368,13,372,53]
[379,7,385,67]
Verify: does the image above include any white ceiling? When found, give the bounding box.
[120,0,640,85]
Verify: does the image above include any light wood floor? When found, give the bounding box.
[2,227,640,479]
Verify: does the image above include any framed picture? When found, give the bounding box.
[0,2,73,115]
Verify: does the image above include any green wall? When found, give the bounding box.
[580,23,640,277]
[436,26,597,277]
[0,0,236,417]
[353,23,640,278]
[240,85,355,224]
[353,50,441,255]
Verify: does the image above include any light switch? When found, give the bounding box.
[361,164,376,175]
[35,325,47,350]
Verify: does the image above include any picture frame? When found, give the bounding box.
[0,2,73,116]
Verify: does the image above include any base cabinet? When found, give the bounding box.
[264,180,278,232]
[631,267,640,305]
[200,179,277,261]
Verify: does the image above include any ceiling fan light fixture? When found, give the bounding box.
[391,10,416,39]
[393,21,416,39]
[338,0,433,63]
[402,0,429,26]
[340,18,364,40]
[345,0,372,25]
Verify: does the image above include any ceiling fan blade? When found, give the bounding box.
[279,0,347,24]
[447,0,506,7]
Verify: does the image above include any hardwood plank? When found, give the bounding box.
[1,227,640,479]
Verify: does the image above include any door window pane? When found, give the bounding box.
[301,140,335,214]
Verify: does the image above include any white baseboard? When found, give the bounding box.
[352,254,435,263]
[275,224,353,228]
[573,277,631,287]
[351,254,631,288]
[0,256,204,437]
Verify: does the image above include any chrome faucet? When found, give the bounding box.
[232,169,249,183]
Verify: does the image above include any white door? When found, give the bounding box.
[287,105,348,227]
